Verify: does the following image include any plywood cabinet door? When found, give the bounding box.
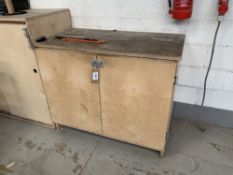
[36,49,102,134]
[99,55,177,152]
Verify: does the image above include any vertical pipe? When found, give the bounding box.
[4,0,15,14]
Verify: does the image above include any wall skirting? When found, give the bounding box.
[172,102,233,129]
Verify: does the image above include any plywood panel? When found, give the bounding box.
[36,49,102,134]
[0,9,68,23]
[99,55,177,152]
[34,28,185,61]
[0,24,52,124]
[26,10,71,42]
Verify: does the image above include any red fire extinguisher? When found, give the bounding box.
[168,0,229,20]
[168,0,193,20]
[218,0,229,16]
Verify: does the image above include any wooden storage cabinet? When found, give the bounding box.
[1,9,183,155]
[0,9,71,125]
[0,23,52,124]
[36,48,177,155]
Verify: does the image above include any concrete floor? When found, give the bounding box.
[0,116,233,175]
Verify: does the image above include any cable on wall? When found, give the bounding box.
[197,19,222,132]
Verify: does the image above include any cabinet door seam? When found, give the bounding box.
[97,55,104,134]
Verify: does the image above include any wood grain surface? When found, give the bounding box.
[99,55,177,151]
[0,24,52,124]
[36,49,102,134]
[34,28,185,61]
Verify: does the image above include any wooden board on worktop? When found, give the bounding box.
[26,10,72,42]
[34,28,185,61]
[0,9,72,42]
[0,9,70,23]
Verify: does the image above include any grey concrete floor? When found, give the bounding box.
[0,116,233,175]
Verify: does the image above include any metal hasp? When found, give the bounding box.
[91,59,104,69]
[168,0,193,20]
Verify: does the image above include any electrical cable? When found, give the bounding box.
[197,19,222,132]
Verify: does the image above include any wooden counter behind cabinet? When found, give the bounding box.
[35,29,185,156]
[0,9,71,125]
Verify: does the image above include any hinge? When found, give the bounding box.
[166,132,169,141]
[173,76,177,85]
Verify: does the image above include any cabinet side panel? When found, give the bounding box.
[100,56,177,151]
[0,24,52,124]
[36,49,102,134]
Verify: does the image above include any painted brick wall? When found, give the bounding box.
[30,0,233,111]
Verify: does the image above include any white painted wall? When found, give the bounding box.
[30,0,233,111]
